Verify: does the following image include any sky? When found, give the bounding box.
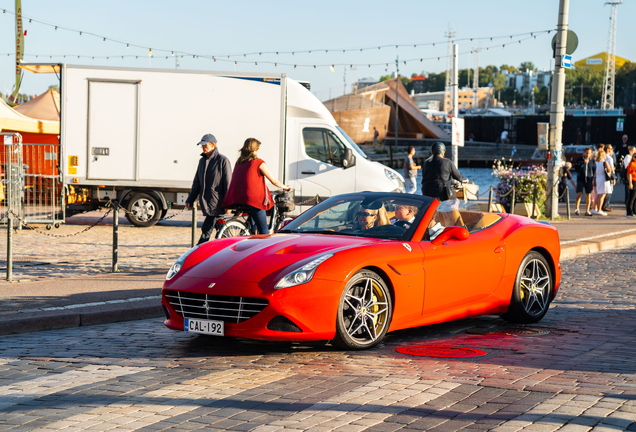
[0,0,634,102]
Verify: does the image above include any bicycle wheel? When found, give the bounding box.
[215,220,250,239]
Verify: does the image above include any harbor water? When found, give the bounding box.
[412,167,498,197]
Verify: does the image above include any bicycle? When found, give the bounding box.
[214,190,295,239]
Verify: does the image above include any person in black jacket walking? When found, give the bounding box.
[185,133,232,244]
[421,142,467,201]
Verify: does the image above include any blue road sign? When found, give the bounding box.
[561,55,573,68]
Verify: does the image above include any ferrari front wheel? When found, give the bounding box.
[502,251,553,324]
[333,270,392,350]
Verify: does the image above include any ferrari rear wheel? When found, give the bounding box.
[333,270,392,350]
[502,251,553,324]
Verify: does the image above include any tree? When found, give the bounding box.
[379,75,391,82]
[500,64,517,74]
[48,84,59,92]
[492,72,507,91]
[519,61,537,72]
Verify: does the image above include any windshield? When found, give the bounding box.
[336,126,368,159]
[280,193,434,240]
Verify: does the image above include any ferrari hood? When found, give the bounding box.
[181,234,379,283]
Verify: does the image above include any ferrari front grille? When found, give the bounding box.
[164,290,268,324]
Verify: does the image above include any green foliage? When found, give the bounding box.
[379,75,391,82]
[519,61,537,72]
[48,84,59,92]
[534,86,549,105]
[500,64,517,74]
[493,159,547,213]
[564,68,604,105]
[492,72,507,91]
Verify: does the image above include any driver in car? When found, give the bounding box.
[356,201,390,230]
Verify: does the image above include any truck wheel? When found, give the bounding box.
[125,193,160,227]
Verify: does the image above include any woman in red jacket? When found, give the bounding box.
[222,138,291,234]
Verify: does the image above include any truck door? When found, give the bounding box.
[87,80,139,181]
[296,127,356,200]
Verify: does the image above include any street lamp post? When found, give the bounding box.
[546,0,570,219]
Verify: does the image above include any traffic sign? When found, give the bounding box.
[551,30,578,55]
[451,118,464,147]
[561,55,573,68]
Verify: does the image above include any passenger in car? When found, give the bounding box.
[391,204,418,229]
[427,213,445,240]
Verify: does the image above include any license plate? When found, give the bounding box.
[184,318,224,336]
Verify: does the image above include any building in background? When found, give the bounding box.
[574,52,630,71]
[323,78,449,143]
[351,77,380,93]
[411,75,427,94]
[413,87,496,112]
[504,70,551,97]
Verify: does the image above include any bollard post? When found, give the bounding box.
[6,212,13,281]
[566,183,571,220]
[112,201,119,272]
[531,184,538,219]
[191,201,197,248]
[487,187,493,213]
[511,185,516,215]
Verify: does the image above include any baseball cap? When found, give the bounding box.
[197,134,217,146]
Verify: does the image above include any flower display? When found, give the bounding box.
[492,159,547,213]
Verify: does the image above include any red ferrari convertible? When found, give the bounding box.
[162,192,561,350]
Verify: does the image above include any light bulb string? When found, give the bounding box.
[8,33,545,66]
[0,8,553,61]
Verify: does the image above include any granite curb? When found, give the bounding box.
[0,301,164,336]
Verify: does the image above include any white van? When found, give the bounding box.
[23,64,405,226]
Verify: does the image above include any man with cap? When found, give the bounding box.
[421,142,468,201]
[185,134,232,244]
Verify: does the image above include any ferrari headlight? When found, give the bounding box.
[275,254,334,289]
[166,245,200,280]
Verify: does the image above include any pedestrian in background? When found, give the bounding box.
[222,138,291,235]
[373,127,379,145]
[403,146,421,194]
[618,134,631,160]
[185,134,232,244]
[592,148,610,216]
[621,145,635,208]
[574,147,595,217]
[558,162,576,203]
[626,156,636,218]
[603,144,617,212]
[421,142,468,201]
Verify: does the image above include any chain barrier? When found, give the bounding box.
[9,206,113,238]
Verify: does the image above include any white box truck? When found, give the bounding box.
[24,64,405,226]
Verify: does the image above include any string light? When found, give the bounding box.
[127,43,129,48]
[55,26,57,31]
[149,48,153,56]
[103,37,106,42]
[79,31,82,36]
[330,65,334,72]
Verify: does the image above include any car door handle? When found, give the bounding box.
[494,246,505,254]
[301,171,316,175]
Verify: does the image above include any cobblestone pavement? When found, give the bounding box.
[1,246,636,431]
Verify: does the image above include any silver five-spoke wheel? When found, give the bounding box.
[333,270,392,350]
[503,251,554,324]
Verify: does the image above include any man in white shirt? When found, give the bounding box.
[501,130,509,146]
[391,204,418,229]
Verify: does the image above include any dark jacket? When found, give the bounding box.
[186,149,232,216]
[574,156,595,182]
[421,154,465,201]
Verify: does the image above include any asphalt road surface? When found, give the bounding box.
[1,246,636,431]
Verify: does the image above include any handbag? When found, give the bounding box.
[604,168,613,182]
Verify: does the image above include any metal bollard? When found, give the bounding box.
[511,185,516,215]
[531,184,538,219]
[191,201,197,248]
[112,201,119,272]
[6,213,13,281]
[487,187,493,213]
[566,184,571,220]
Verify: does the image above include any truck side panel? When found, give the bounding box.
[63,67,285,188]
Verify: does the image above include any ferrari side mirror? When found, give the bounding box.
[431,226,469,246]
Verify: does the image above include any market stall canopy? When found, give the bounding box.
[0,97,59,134]
[14,89,60,121]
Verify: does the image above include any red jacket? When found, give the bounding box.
[222,158,274,211]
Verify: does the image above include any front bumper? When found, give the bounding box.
[162,276,343,341]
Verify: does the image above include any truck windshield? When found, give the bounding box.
[336,126,368,159]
